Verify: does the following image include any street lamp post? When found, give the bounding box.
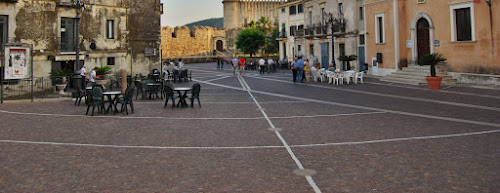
[71,0,93,74]
[323,12,344,69]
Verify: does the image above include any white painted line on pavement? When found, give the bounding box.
[0,140,284,150]
[204,75,233,83]
[291,129,500,148]
[193,78,500,128]
[366,82,500,100]
[238,75,322,193]
[250,76,500,112]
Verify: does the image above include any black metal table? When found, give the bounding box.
[174,87,192,107]
[103,91,122,114]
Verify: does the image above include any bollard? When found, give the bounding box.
[121,69,127,93]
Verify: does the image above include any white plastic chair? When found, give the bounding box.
[333,72,343,85]
[355,71,364,84]
[318,69,326,82]
[326,71,334,84]
[344,70,355,84]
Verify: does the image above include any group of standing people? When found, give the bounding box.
[290,56,312,84]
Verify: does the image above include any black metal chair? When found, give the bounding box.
[86,86,105,116]
[71,76,86,106]
[180,69,188,82]
[186,83,201,108]
[118,86,136,115]
[163,83,179,108]
[134,81,144,100]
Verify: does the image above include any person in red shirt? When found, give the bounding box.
[239,57,246,76]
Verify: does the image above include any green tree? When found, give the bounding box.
[265,25,279,54]
[236,29,266,57]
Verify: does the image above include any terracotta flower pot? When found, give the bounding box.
[425,76,443,90]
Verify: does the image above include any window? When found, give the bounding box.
[107,57,115,66]
[289,26,297,36]
[338,3,343,14]
[298,45,301,52]
[359,34,365,45]
[450,2,475,42]
[310,44,314,56]
[321,8,325,26]
[360,7,364,20]
[298,4,304,13]
[106,20,114,39]
[309,11,313,27]
[298,25,304,30]
[0,15,8,46]
[61,17,76,52]
[289,5,296,15]
[455,8,472,41]
[281,8,285,13]
[375,13,385,43]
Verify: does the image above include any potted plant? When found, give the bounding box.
[49,69,73,95]
[96,66,112,78]
[338,55,357,70]
[418,53,447,90]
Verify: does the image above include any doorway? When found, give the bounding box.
[416,18,430,62]
[216,40,223,52]
[321,43,329,68]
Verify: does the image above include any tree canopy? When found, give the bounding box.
[235,29,266,56]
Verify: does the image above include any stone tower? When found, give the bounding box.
[223,0,284,29]
[223,0,241,29]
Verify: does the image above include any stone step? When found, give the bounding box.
[380,77,427,85]
[385,73,428,80]
[404,65,431,70]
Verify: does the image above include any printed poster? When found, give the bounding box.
[4,47,31,79]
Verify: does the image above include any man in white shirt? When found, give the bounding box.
[89,67,97,83]
[231,57,239,75]
[259,58,266,74]
[267,58,274,73]
[178,59,184,69]
[79,66,87,76]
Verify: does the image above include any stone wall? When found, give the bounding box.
[161,26,226,59]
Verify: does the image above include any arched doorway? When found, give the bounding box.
[216,40,223,52]
[416,18,430,62]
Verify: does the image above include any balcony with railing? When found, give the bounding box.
[277,30,288,40]
[295,29,305,38]
[315,25,328,37]
[332,23,346,35]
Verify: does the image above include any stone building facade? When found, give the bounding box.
[0,0,162,78]
[278,0,365,71]
[365,0,500,76]
[161,26,226,59]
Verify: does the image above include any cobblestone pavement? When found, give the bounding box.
[1,63,499,192]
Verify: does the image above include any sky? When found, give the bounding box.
[161,0,224,27]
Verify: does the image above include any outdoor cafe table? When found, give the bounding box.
[103,91,122,114]
[146,83,162,100]
[174,87,192,108]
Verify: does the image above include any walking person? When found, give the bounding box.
[220,57,225,70]
[259,58,266,74]
[239,57,246,76]
[291,58,297,82]
[217,57,221,69]
[304,59,310,83]
[231,57,239,75]
[89,67,98,85]
[295,56,304,83]
[267,58,275,73]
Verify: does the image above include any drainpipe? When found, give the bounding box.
[393,0,400,71]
